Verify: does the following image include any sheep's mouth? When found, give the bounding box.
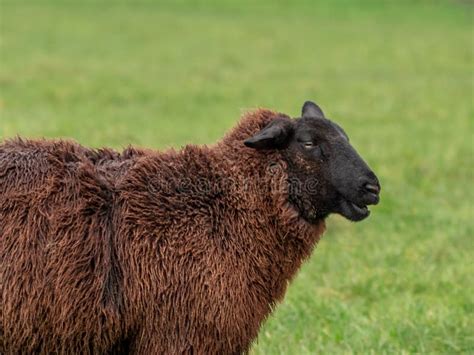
[338,198,370,222]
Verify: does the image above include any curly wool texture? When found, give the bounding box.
[0,109,325,354]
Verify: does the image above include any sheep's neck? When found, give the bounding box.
[215,108,326,314]
[217,146,325,330]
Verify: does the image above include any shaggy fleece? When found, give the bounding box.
[0,109,325,354]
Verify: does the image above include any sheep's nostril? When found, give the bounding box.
[364,183,380,195]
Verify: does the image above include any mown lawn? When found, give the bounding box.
[1,0,472,353]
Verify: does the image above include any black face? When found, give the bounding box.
[244,101,380,222]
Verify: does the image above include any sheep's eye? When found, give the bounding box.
[303,141,314,149]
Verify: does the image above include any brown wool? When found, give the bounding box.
[1,109,325,354]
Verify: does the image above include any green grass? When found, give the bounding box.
[1,0,473,353]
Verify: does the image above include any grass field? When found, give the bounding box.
[1,0,473,353]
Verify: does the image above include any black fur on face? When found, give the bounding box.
[244,101,380,222]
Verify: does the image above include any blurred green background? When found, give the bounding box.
[1,0,473,353]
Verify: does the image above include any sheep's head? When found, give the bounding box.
[244,101,380,222]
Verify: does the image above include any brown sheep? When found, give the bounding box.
[0,101,380,354]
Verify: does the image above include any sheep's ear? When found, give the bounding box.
[302,101,325,119]
[244,118,293,150]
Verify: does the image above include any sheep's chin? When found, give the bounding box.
[338,199,370,222]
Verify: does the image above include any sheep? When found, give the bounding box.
[0,101,380,354]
